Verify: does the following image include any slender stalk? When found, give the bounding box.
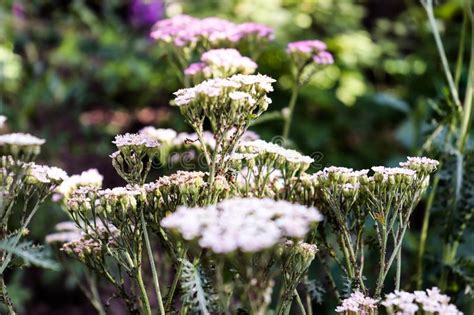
[457,7,474,152]
[136,267,152,315]
[305,288,313,315]
[422,0,462,109]
[455,11,468,90]
[87,274,106,315]
[165,247,188,310]
[395,244,401,291]
[282,84,300,142]
[294,290,307,315]
[416,174,440,289]
[139,207,165,315]
[375,225,388,297]
[0,276,15,315]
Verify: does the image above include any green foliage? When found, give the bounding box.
[179,259,220,315]
[0,238,59,271]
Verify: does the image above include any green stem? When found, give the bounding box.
[422,0,462,109]
[140,207,165,315]
[88,274,106,315]
[136,267,152,315]
[457,4,474,152]
[375,225,388,297]
[416,174,440,289]
[454,11,468,90]
[282,84,300,142]
[165,247,188,310]
[395,245,401,291]
[0,276,15,315]
[294,290,307,315]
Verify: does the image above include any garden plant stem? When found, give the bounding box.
[415,174,440,289]
[140,207,166,315]
[136,267,152,315]
[282,84,300,142]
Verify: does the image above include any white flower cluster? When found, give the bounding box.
[399,156,439,174]
[113,133,159,149]
[28,164,68,185]
[138,127,177,143]
[0,133,45,146]
[46,221,82,244]
[335,291,378,314]
[161,197,323,254]
[174,74,274,107]
[0,132,46,160]
[55,169,103,200]
[185,48,257,82]
[236,140,314,174]
[382,287,463,315]
[139,126,259,155]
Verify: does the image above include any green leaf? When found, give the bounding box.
[0,238,60,270]
[250,111,284,126]
[180,259,220,315]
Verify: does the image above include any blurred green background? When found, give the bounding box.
[0,0,470,313]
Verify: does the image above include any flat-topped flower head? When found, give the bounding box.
[287,40,327,54]
[161,197,323,254]
[371,166,416,185]
[173,75,274,146]
[55,169,103,201]
[230,73,275,93]
[113,133,159,149]
[0,133,45,146]
[382,287,462,315]
[237,140,314,174]
[94,185,145,217]
[400,156,439,174]
[335,291,378,315]
[144,171,229,221]
[150,15,273,52]
[139,127,177,143]
[46,221,82,244]
[27,164,68,185]
[0,133,46,161]
[230,22,274,43]
[287,39,334,67]
[185,48,257,83]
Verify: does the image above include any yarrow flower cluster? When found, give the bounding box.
[0,132,46,161]
[287,40,334,67]
[27,164,68,185]
[46,221,82,245]
[335,291,378,315]
[185,48,257,83]
[55,169,103,201]
[399,156,439,175]
[382,287,463,315]
[111,133,162,184]
[150,15,273,50]
[234,140,314,185]
[144,171,230,224]
[161,197,323,254]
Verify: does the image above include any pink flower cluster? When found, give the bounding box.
[150,15,273,48]
[287,40,334,65]
[184,48,257,80]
